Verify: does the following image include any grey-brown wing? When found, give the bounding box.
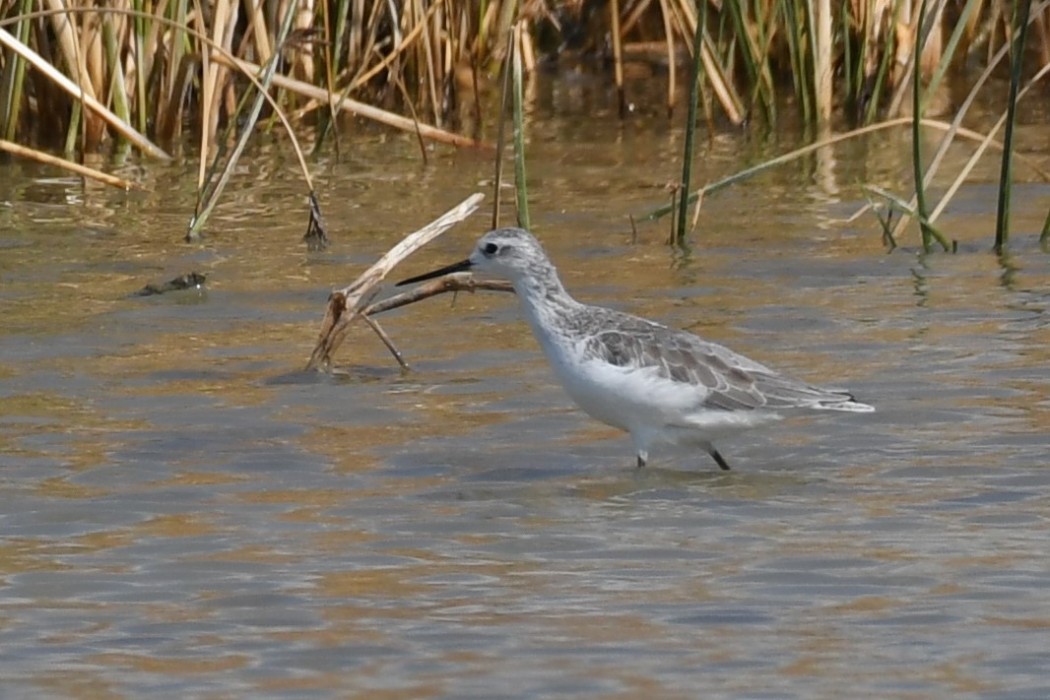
[583,326,768,410]
[584,323,855,412]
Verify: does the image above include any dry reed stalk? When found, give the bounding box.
[886,0,949,117]
[417,0,441,125]
[306,193,485,371]
[815,0,833,123]
[0,24,170,159]
[856,0,893,91]
[84,5,104,107]
[934,63,1050,224]
[657,0,676,117]
[196,0,233,171]
[151,1,186,142]
[212,53,489,148]
[675,0,744,125]
[316,0,340,153]
[490,0,518,69]
[610,0,626,117]
[348,1,442,91]
[490,26,511,230]
[322,273,516,370]
[4,0,1048,159]
[885,1,1050,240]
[0,138,144,189]
[246,0,273,66]
[293,0,316,85]
[519,20,536,72]
[188,0,304,240]
[620,0,651,35]
[44,0,104,148]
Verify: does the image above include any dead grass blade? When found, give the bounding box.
[0,138,144,190]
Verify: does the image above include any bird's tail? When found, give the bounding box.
[811,390,875,413]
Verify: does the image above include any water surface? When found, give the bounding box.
[1,76,1049,699]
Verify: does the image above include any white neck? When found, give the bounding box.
[509,265,583,349]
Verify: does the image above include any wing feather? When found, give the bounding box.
[582,319,862,412]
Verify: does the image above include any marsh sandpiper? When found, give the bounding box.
[398,228,873,470]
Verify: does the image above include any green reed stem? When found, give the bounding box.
[911,0,936,252]
[744,0,776,125]
[783,0,812,125]
[995,0,1031,252]
[313,0,340,157]
[862,188,896,251]
[64,102,81,155]
[864,184,949,250]
[840,0,852,106]
[102,17,131,155]
[167,0,188,139]
[726,1,760,120]
[890,4,1050,242]
[132,0,147,135]
[0,0,31,141]
[674,0,706,246]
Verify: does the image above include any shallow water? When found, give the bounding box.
[2,75,1050,698]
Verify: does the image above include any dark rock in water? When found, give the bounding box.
[135,272,207,296]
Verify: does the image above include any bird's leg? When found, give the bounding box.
[709,449,731,471]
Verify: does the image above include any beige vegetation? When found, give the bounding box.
[0,1,1047,250]
[0,0,1046,156]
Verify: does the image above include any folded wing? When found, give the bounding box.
[583,322,872,414]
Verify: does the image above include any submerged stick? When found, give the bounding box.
[306,193,485,371]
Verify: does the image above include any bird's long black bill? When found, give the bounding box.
[396,259,474,286]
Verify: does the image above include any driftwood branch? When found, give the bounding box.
[360,273,514,317]
[360,314,410,370]
[357,274,516,369]
[306,193,505,371]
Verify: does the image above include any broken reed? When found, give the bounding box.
[0,1,1044,158]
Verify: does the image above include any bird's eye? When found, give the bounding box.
[482,242,499,255]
